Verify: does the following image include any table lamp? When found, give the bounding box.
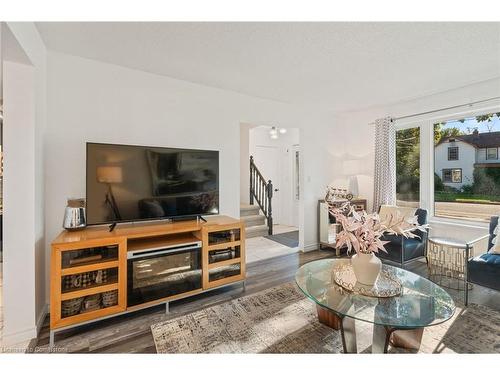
[342,159,362,198]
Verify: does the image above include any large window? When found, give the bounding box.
[396,126,420,208]
[434,112,500,222]
[394,110,500,223]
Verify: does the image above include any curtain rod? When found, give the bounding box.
[369,96,500,124]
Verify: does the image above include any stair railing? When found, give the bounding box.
[249,155,273,235]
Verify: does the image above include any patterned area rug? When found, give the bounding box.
[151,282,500,354]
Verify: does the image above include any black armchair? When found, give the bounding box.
[376,208,428,267]
[466,216,500,306]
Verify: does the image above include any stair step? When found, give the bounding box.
[245,224,269,238]
[240,204,260,217]
[241,214,266,227]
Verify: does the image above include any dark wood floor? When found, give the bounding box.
[34,249,500,353]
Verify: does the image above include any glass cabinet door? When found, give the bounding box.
[208,229,241,246]
[61,245,119,269]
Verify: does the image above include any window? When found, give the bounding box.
[447,146,459,160]
[434,111,500,222]
[442,168,462,183]
[396,126,420,208]
[486,147,498,160]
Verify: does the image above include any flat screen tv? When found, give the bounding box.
[86,142,219,225]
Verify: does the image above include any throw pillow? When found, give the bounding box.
[490,223,500,254]
[379,205,417,227]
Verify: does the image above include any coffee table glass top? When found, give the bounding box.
[295,259,455,329]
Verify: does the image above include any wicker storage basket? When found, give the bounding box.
[102,290,118,307]
[80,293,102,313]
[61,297,84,318]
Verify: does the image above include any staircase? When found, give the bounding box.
[240,204,269,238]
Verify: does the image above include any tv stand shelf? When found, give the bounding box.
[50,215,245,345]
[127,232,200,252]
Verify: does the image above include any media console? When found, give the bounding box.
[49,215,245,346]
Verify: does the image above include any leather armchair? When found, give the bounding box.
[466,216,500,306]
[376,208,428,267]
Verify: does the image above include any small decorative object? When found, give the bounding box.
[63,198,87,230]
[328,200,428,286]
[325,185,352,203]
[333,263,402,297]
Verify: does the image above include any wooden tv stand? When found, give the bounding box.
[50,215,245,345]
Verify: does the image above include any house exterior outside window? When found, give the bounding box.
[435,138,475,188]
[448,146,459,160]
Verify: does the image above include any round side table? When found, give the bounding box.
[426,237,474,291]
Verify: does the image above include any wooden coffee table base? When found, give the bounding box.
[316,305,424,353]
[316,305,342,330]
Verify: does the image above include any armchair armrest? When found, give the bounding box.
[466,234,489,247]
[465,234,490,260]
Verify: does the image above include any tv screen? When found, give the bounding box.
[86,143,219,225]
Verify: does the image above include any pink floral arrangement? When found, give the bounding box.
[328,201,428,255]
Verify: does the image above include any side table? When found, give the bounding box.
[427,237,473,292]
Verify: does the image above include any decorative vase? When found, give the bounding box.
[63,198,87,230]
[351,252,382,286]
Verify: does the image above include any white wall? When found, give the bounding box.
[1,22,47,346]
[239,123,254,205]
[44,52,335,297]
[2,60,36,345]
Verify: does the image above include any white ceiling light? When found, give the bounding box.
[269,126,287,140]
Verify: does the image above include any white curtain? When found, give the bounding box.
[373,117,396,212]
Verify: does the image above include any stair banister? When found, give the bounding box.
[249,156,273,235]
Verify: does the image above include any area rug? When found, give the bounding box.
[151,282,500,354]
[264,231,299,248]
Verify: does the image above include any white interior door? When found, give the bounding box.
[253,145,281,225]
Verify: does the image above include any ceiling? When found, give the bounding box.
[36,22,500,112]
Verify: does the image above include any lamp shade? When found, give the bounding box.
[342,159,362,176]
[97,166,123,183]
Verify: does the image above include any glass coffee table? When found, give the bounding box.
[295,259,455,353]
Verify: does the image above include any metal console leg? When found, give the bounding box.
[165,302,169,314]
[242,280,246,292]
[49,330,55,348]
